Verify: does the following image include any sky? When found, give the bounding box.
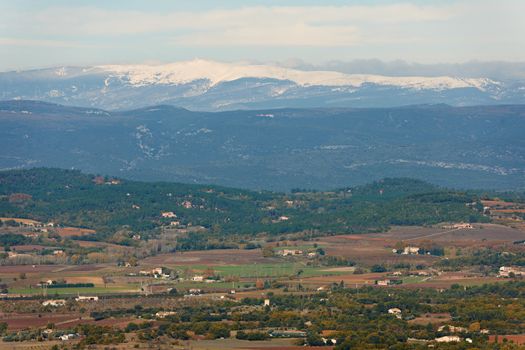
[0,0,524,71]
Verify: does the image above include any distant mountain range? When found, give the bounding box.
[1,59,525,110]
[1,100,524,191]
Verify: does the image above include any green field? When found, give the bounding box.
[170,262,346,279]
[11,285,138,296]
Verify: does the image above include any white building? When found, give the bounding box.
[499,266,523,277]
[155,311,177,318]
[75,296,99,302]
[278,249,303,256]
[192,275,204,282]
[435,336,461,343]
[42,299,66,307]
[388,308,402,319]
[438,325,468,333]
[402,246,420,255]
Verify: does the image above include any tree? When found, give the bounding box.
[262,246,274,257]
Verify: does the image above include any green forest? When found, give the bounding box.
[0,168,488,245]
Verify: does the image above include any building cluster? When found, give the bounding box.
[442,223,474,230]
[139,267,171,279]
[498,266,524,277]
[392,246,420,255]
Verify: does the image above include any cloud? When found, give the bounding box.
[3,3,455,47]
[0,37,97,48]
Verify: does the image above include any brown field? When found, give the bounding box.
[143,249,279,266]
[481,200,519,207]
[0,313,84,330]
[408,313,452,325]
[0,217,41,225]
[0,264,106,275]
[492,209,525,213]
[184,339,331,350]
[11,244,50,252]
[299,272,387,286]
[489,335,525,345]
[55,227,96,237]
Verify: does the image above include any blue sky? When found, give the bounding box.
[1,0,523,70]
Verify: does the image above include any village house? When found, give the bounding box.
[264,299,271,306]
[376,279,391,286]
[181,200,193,208]
[161,211,177,218]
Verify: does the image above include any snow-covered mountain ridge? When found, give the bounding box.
[1,59,523,110]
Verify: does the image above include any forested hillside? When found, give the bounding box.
[0,168,488,245]
[2,101,525,191]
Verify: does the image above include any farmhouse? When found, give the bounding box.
[443,223,474,230]
[388,308,402,319]
[161,211,177,218]
[269,329,307,338]
[192,275,204,282]
[402,246,420,255]
[59,333,78,341]
[278,249,303,256]
[435,336,461,343]
[155,311,177,318]
[42,299,66,307]
[438,325,468,333]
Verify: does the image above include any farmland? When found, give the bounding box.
[0,169,525,349]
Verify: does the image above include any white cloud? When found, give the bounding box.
[1,1,524,66]
[3,3,455,47]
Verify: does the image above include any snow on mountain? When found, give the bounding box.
[95,59,496,91]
